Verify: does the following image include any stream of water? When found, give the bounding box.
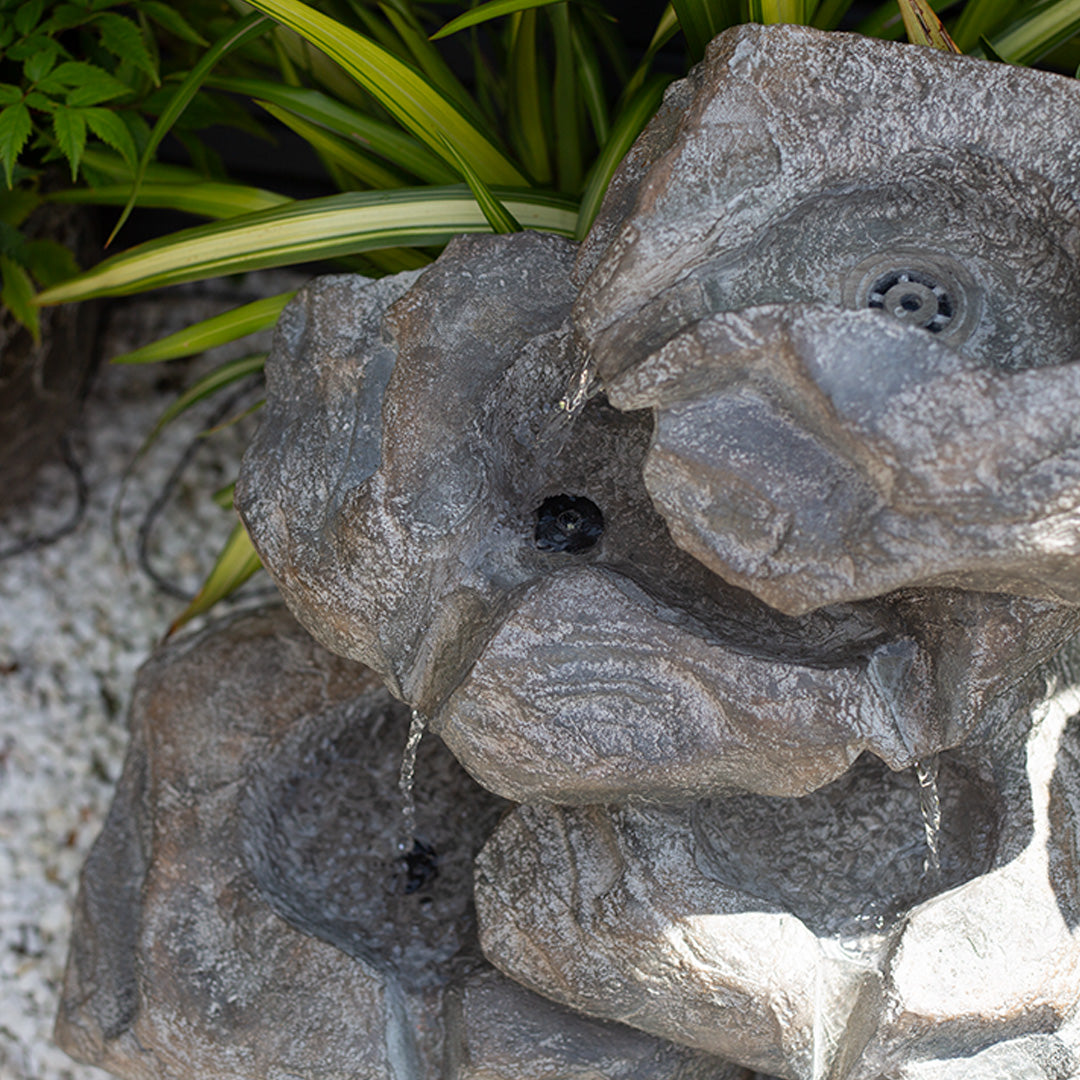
[398,709,427,854]
[915,755,942,878]
[558,354,596,418]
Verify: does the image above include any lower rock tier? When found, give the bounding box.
[475,637,1080,1080]
[55,605,740,1080]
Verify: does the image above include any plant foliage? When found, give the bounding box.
[0,0,273,336]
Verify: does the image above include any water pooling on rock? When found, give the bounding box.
[474,648,1080,1080]
[55,608,739,1080]
[691,753,995,947]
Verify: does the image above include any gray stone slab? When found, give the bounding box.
[56,606,504,1079]
[576,24,1080,611]
[236,228,1079,803]
[57,606,739,1080]
[446,967,745,1080]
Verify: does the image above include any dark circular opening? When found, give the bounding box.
[868,268,955,334]
[534,494,604,554]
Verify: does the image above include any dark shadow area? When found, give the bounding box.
[239,691,507,992]
[1048,709,1080,930]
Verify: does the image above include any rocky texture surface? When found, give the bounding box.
[447,966,744,1080]
[238,238,1080,805]
[237,231,588,714]
[609,305,1080,614]
[208,23,1080,1079]
[57,605,741,1080]
[476,639,1080,1080]
[577,24,1080,612]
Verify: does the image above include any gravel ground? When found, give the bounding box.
[0,273,303,1080]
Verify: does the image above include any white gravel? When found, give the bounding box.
[0,272,305,1080]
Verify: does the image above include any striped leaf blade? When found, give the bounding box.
[256,100,409,189]
[138,354,267,457]
[47,181,289,219]
[856,0,950,41]
[949,0,1015,52]
[432,0,571,39]
[204,77,456,183]
[810,0,857,28]
[671,0,739,61]
[570,11,610,145]
[107,12,273,245]
[378,1,486,127]
[897,0,962,51]
[112,293,296,364]
[745,0,812,22]
[981,0,1080,64]
[36,186,578,305]
[436,136,523,232]
[551,2,583,193]
[168,520,262,636]
[623,4,678,101]
[240,0,526,186]
[509,9,552,184]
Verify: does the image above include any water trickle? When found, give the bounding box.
[915,755,942,878]
[558,354,596,418]
[533,358,597,464]
[398,709,427,854]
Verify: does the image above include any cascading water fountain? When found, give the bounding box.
[57,24,1080,1080]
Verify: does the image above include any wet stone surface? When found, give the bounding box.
[239,669,504,992]
[690,751,1000,947]
[56,606,741,1080]
[474,640,1080,1080]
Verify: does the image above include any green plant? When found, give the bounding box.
[28,0,1080,627]
[0,0,275,336]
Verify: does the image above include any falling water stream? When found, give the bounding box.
[558,354,596,418]
[915,755,942,878]
[398,709,427,854]
[532,355,597,468]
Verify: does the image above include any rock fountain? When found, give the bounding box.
[58,24,1080,1080]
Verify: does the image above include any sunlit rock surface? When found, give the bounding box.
[476,640,1080,1080]
[56,607,739,1080]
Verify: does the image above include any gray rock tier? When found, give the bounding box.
[577,24,1080,611]
[475,639,1080,1080]
[56,606,739,1080]
[447,967,745,1080]
[236,232,1079,802]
